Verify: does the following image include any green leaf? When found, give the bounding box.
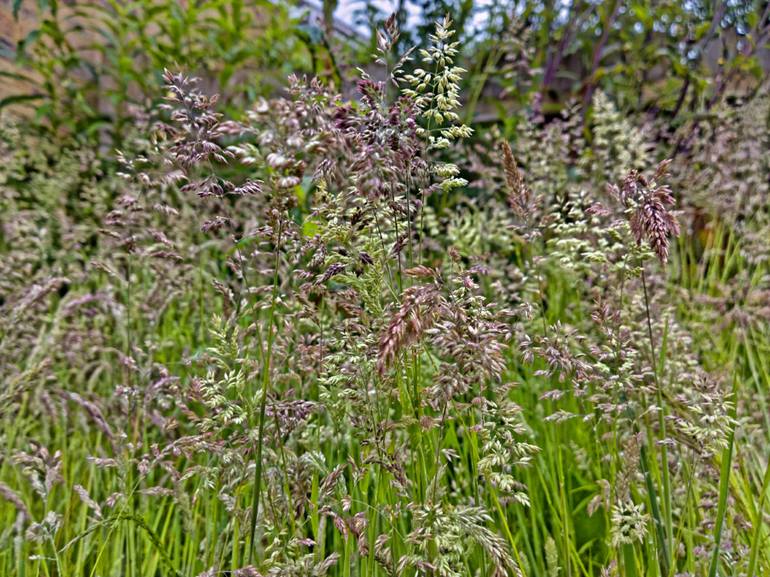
[0,93,45,110]
[0,70,35,83]
[694,21,712,40]
[631,4,651,28]
[303,218,319,237]
[12,0,24,19]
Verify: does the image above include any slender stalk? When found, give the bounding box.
[622,543,639,577]
[707,385,737,577]
[747,457,770,577]
[641,267,673,574]
[247,222,283,565]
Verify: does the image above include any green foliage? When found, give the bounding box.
[7,0,311,145]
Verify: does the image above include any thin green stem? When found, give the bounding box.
[247,222,283,566]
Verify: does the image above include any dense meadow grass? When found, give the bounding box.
[1,7,770,577]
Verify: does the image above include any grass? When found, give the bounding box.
[1,16,769,577]
[1,232,768,575]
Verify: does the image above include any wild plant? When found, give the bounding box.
[0,12,769,577]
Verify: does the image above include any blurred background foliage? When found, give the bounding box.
[3,0,769,148]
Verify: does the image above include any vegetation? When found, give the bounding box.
[1,2,769,577]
